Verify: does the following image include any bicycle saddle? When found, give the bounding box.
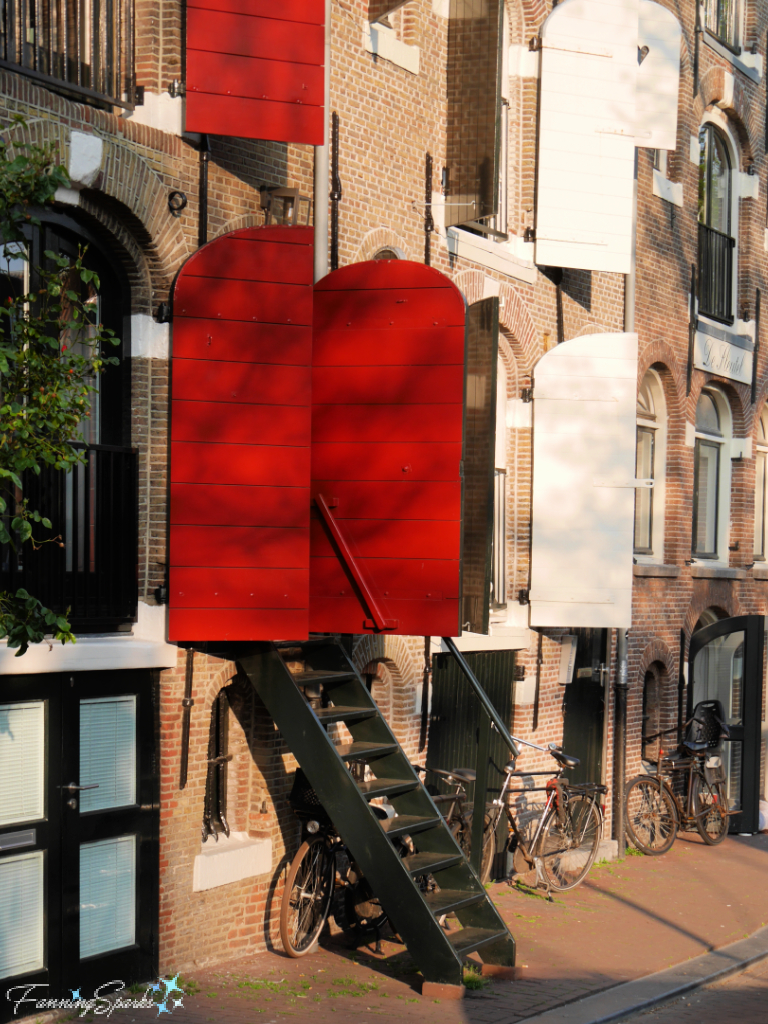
[447,768,477,783]
[548,744,580,769]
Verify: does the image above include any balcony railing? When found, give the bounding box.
[1,444,138,632]
[698,222,735,324]
[0,0,135,108]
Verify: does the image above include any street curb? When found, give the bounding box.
[516,924,768,1024]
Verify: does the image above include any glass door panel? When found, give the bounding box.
[0,850,44,979]
[80,836,136,958]
[80,697,137,812]
[692,629,744,726]
[0,701,45,826]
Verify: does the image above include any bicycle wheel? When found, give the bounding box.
[692,774,729,845]
[280,836,334,957]
[537,794,602,891]
[624,776,678,855]
[452,812,497,883]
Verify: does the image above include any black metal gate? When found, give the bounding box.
[427,649,515,803]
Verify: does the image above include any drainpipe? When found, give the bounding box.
[613,148,638,856]
[314,0,332,282]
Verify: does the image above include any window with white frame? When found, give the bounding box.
[704,0,742,53]
[693,388,732,559]
[634,370,667,558]
[754,407,768,559]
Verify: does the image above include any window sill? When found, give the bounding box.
[445,227,536,284]
[363,22,420,75]
[703,31,762,83]
[633,564,680,578]
[0,601,177,674]
[751,564,768,580]
[192,832,272,892]
[652,170,683,208]
[689,564,747,579]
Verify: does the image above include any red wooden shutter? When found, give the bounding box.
[185,0,325,144]
[310,261,466,637]
[168,226,313,642]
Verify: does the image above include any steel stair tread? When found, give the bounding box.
[291,669,358,687]
[423,889,486,916]
[336,740,399,761]
[401,851,463,875]
[356,777,418,800]
[380,814,442,838]
[315,705,378,725]
[447,926,511,955]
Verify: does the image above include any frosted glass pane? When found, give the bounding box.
[0,702,44,827]
[80,836,136,958]
[0,850,44,979]
[80,697,136,812]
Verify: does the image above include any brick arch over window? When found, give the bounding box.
[638,343,686,403]
[696,68,755,161]
[687,377,751,439]
[636,638,677,686]
[685,590,741,636]
[7,120,190,299]
[354,228,412,263]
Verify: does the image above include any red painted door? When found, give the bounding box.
[168,226,313,641]
[185,0,325,144]
[310,261,466,637]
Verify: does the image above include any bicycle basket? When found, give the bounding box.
[704,754,726,786]
[682,700,730,751]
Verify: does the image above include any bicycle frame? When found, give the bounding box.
[646,753,721,828]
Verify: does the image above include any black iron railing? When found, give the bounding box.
[1,444,138,631]
[0,0,135,108]
[698,222,735,324]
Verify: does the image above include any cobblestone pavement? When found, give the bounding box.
[618,954,768,1023]
[113,833,768,1024]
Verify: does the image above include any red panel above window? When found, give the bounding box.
[185,0,325,144]
[168,226,313,642]
[309,261,466,638]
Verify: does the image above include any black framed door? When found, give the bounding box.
[0,671,158,1021]
[689,616,764,834]
[561,628,608,786]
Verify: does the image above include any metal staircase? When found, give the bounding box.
[236,637,515,988]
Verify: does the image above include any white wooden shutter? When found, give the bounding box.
[530,332,639,628]
[635,0,681,150]
[535,0,638,273]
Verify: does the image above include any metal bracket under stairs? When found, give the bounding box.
[235,638,515,988]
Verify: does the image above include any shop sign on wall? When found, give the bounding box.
[694,323,753,386]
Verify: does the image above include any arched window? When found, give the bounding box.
[754,408,768,559]
[693,388,732,559]
[698,124,735,324]
[634,371,667,559]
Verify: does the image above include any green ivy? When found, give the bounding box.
[0,117,119,655]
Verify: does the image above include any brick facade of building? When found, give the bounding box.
[2,0,768,985]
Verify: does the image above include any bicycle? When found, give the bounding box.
[280,768,394,957]
[624,699,731,855]
[411,764,478,861]
[478,740,606,894]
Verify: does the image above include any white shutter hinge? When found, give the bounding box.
[521,386,533,403]
[593,478,654,488]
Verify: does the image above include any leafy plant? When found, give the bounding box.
[0,117,119,654]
